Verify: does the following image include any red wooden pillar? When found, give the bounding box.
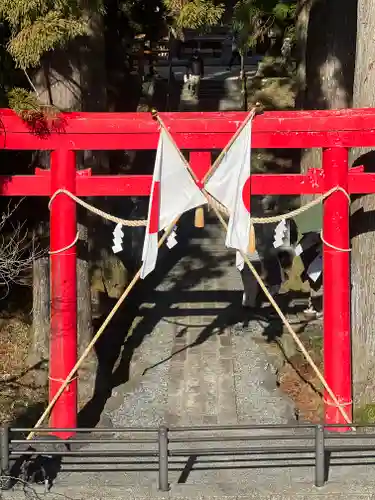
[49,150,77,437]
[323,147,352,430]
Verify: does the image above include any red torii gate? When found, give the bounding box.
[1,107,374,433]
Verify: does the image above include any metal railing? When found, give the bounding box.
[1,423,375,491]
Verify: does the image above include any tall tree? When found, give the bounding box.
[164,0,225,36]
[0,0,106,393]
[351,0,375,407]
[299,0,357,209]
[231,0,296,109]
[232,0,296,52]
[295,0,313,110]
[303,0,356,112]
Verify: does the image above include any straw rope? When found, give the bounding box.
[49,184,350,232]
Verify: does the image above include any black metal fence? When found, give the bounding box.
[1,423,375,491]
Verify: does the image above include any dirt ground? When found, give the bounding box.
[0,316,47,425]
[277,333,323,423]
[273,253,324,423]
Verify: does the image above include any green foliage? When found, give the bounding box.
[7,87,40,113]
[0,0,105,116]
[8,86,62,134]
[0,0,225,116]
[164,0,224,35]
[8,13,87,68]
[0,0,104,69]
[273,1,296,21]
[1,0,224,71]
[232,0,296,51]
[232,0,261,49]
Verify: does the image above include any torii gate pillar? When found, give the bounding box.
[323,147,352,428]
[49,150,78,435]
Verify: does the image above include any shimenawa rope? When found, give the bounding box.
[28,109,354,438]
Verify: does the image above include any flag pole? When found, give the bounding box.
[151,104,263,186]
[151,109,258,246]
[151,109,199,182]
[206,202,354,430]
[201,102,262,185]
[26,217,179,441]
[151,109,206,228]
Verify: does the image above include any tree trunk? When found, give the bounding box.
[300,0,356,204]
[78,11,108,403]
[30,49,82,389]
[295,0,320,215]
[295,0,314,111]
[240,52,247,111]
[351,0,375,406]
[30,254,49,385]
[30,16,108,401]
[304,0,356,111]
[295,0,357,316]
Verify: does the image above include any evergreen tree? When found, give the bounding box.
[164,0,225,37]
[0,0,106,112]
[0,0,108,392]
[0,0,227,397]
[232,0,296,54]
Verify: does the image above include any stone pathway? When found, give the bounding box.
[106,211,263,429]
[165,240,241,427]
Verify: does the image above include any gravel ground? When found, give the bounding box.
[232,332,296,425]
[107,316,174,429]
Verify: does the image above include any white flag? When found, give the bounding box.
[140,129,206,279]
[205,119,252,270]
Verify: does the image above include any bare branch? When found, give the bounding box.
[23,69,39,96]
[0,200,46,296]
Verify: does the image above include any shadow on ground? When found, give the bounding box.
[77,208,314,431]
[77,210,236,429]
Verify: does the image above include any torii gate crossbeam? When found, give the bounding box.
[1,108,374,436]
